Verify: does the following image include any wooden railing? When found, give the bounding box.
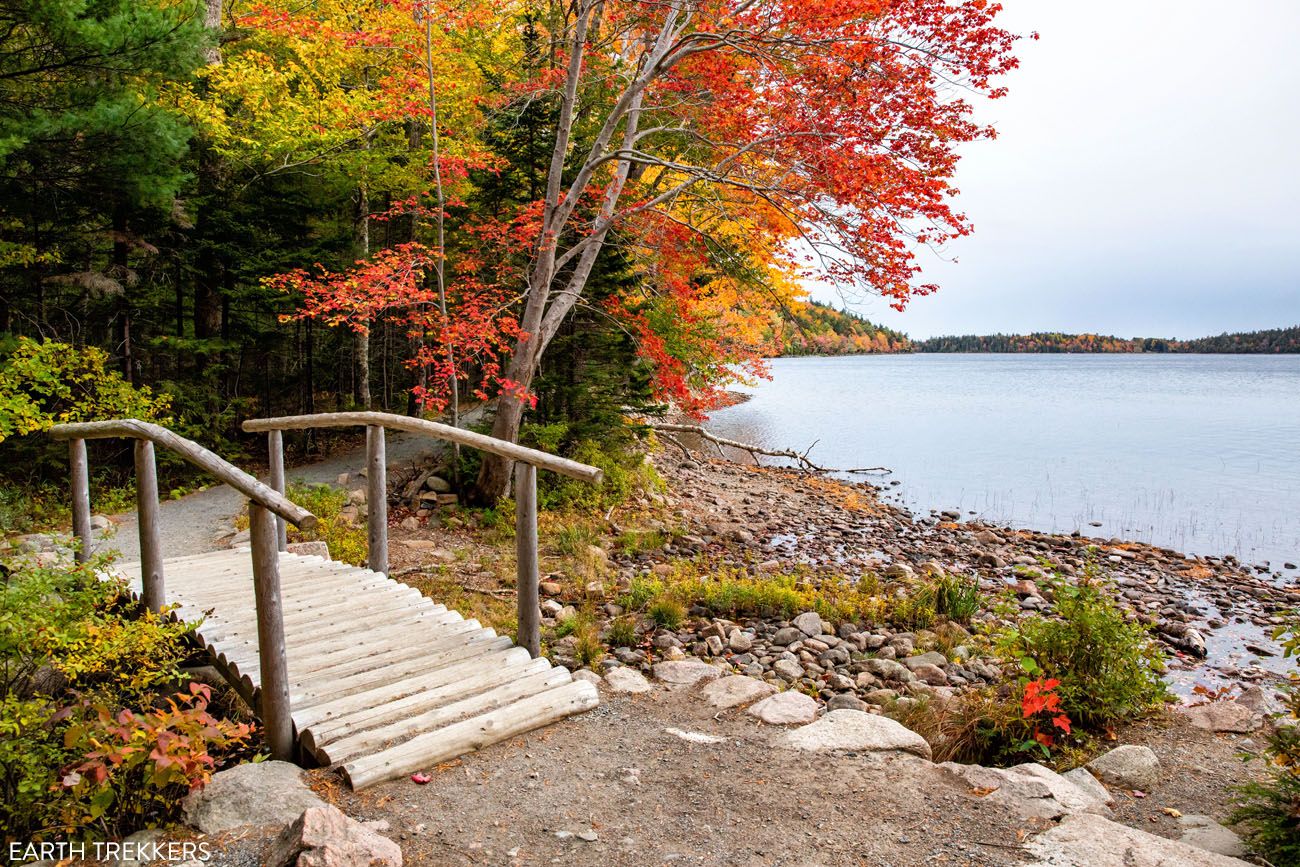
[242,411,604,656]
[48,419,317,761]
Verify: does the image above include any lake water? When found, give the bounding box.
[706,354,1300,570]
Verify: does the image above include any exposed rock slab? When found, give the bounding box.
[603,666,653,694]
[652,659,723,686]
[701,675,777,709]
[1026,813,1252,866]
[182,761,326,833]
[1177,814,1248,859]
[1179,701,1261,733]
[748,690,818,725]
[939,761,1109,820]
[779,709,931,759]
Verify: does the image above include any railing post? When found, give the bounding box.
[515,463,540,657]
[366,425,388,575]
[249,502,294,761]
[268,430,288,552]
[134,439,165,613]
[69,438,93,564]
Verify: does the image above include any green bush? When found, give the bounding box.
[284,482,367,566]
[1231,619,1300,862]
[935,572,981,624]
[520,423,662,513]
[998,568,1166,727]
[606,616,638,648]
[0,555,251,841]
[647,598,685,630]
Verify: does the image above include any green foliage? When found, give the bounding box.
[0,338,171,443]
[606,616,637,648]
[1230,618,1300,862]
[892,581,937,630]
[0,554,249,841]
[521,424,663,513]
[934,572,981,624]
[646,598,686,630]
[552,521,600,557]
[615,528,667,555]
[284,483,367,566]
[998,569,1166,727]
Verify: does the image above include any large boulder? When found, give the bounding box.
[748,691,818,725]
[1086,745,1161,791]
[792,611,823,637]
[701,675,777,710]
[652,659,723,686]
[1179,701,1261,733]
[182,761,326,833]
[266,805,402,867]
[1178,814,1248,859]
[779,709,931,760]
[938,762,1110,820]
[1026,813,1252,866]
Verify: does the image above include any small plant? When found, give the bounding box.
[606,616,638,648]
[1231,617,1300,862]
[998,567,1166,727]
[647,598,686,630]
[615,529,667,555]
[572,622,606,672]
[891,581,937,630]
[552,522,600,557]
[1018,675,1072,759]
[935,572,980,624]
[283,483,367,565]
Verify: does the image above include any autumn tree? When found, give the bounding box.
[472,0,1024,501]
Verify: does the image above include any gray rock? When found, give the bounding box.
[1179,701,1261,733]
[266,805,402,867]
[1026,813,1252,866]
[112,829,167,866]
[826,693,868,712]
[779,709,931,759]
[748,690,819,725]
[772,626,804,646]
[939,762,1110,820]
[1178,814,1248,859]
[903,651,948,670]
[286,540,330,559]
[182,761,326,833]
[773,659,805,682]
[572,669,602,685]
[728,631,753,652]
[700,675,777,709]
[1086,745,1161,791]
[862,688,899,706]
[604,667,653,694]
[909,663,948,685]
[1063,767,1115,809]
[652,659,722,686]
[792,611,823,637]
[864,658,912,683]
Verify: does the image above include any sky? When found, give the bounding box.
[809,0,1300,341]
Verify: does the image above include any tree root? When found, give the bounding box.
[647,422,890,475]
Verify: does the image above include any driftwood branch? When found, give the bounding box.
[648,423,890,475]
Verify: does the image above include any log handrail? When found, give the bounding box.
[49,419,317,530]
[242,411,604,484]
[242,410,603,658]
[49,418,311,761]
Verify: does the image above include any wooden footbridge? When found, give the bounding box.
[50,413,603,789]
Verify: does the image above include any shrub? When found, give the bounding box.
[0,555,251,841]
[999,568,1166,727]
[521,424,662,513]
[891,581,937,630]
[284,483,367,566]
[552,521,599,557]
[935,572,981,624]
[606,616,638,648]
[647,598,685,630]
[1231,618,1300,862]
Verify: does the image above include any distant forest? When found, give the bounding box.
[775,307,1300,356]
[913,326,1300,354]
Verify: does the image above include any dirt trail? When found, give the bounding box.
[96,428,458,563]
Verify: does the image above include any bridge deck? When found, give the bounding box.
[111,549,598,789]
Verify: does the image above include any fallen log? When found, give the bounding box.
[647,422,890,475]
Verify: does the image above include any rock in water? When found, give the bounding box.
[182,761,326,833]
[748,691,819,725]
[266,805,402,867]
[1086,745,1161,791]
[700,675,777,709]
[778,709,932,759]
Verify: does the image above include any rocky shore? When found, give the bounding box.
[542,449,1299,710]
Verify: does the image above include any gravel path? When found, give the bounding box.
[96,430,456,563]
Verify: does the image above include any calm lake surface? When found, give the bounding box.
[707,354,1300,569]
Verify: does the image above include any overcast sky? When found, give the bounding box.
[810,0,1300,340]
